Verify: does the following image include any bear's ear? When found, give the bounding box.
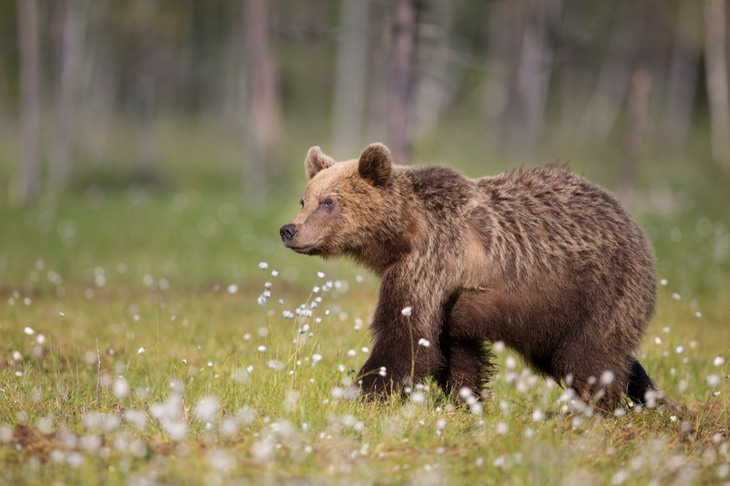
[358,143,392,186]
[305,146,335,179]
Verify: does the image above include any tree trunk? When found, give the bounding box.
[332,0,372,158]
[52,0,86,189]
[387,0,419,165]
[243,0,282,196]
[134,0,160,174]
[0,56,7,133]
[584,1,641,145]
[500,0,556,160]
[661,1,700,154]
[484,0,513,151]
[74,2,111,168]
[703,0,730,168]
[621,68,652,205]
[17,0,42,203]
[413,0,456,139]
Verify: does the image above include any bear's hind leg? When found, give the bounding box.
[552,339,631,412]
[436,338,493,401]
[626,359,658,404]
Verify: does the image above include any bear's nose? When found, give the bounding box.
[279,224,297,244]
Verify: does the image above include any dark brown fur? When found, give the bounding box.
[281,143,659,411]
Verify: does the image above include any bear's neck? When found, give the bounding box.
[349,209,421,276]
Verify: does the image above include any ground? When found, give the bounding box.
[0,129,728,484]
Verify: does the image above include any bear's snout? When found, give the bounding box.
[279,224,298,246]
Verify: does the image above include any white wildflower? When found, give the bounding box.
[600,370,615,386]
[401,306,412,317]
[221,417,239,436]
[123,410,147,430]
[251,438,274,461]
[112,376,130,399]
[267,360,284,371]
[161,420,188,441]
[411,391,426,404]
[469,402,484,415]
[194,395,220,423]
[459,387,474,401]
[80,435,102,453]
[66,452,84,468]
[207,449,234,475]
[237,406,258,425]
[611,469,629,485]
[1,424,15,442]
[284,390,298,412]
[706,374,721,388]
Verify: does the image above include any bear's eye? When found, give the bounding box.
[299,199,304,208]
[321,198,335,209]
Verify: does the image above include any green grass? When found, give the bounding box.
[1,123,729,484]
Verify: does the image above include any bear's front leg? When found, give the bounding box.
[357,332,445,398]
[356,278,446,398]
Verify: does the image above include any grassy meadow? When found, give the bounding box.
[0,123,729,485]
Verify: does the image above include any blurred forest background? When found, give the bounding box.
[0,0,729,206]
[2,3,730,483]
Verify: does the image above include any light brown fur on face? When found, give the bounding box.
[286,161,356,254]
[281,143,661,412]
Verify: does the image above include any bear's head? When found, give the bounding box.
[280,143,404,263]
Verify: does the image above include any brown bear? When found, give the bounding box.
[280,143,660,411]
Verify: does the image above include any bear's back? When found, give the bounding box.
[476,165,642,251]
[472,165,654,300]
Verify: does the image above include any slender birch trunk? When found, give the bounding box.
[18,0,42,203]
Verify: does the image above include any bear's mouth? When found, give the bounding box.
[287,243,319,255]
